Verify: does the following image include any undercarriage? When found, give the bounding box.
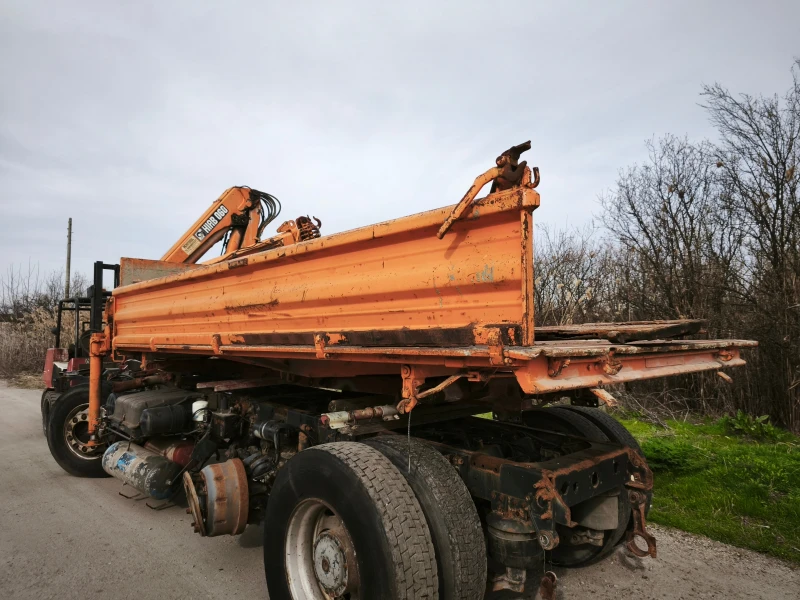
[51,359,655,596]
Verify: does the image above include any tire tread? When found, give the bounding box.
[367,436,486,600]
[310,442,438,599]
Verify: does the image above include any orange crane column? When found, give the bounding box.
[86,332,109,440]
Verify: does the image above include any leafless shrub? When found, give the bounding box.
[534,224,618,325]
[0,265,87,378]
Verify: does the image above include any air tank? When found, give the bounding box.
[140,404,191,437]
[102,441,183,499]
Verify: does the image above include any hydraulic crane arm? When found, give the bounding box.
[160,187,282,264]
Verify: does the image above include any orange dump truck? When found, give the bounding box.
[45,143,755,599]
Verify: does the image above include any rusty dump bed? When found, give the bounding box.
[107,186,755,403]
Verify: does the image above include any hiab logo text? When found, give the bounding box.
[195,205,229,240]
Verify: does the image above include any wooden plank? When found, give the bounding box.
[535,320,706,343]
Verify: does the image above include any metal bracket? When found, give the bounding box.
[528,474,575,551]
[625,448,655,491]
[314,334,330,359]
[89,332,111,357]
[397,365,425,414]
[487,329,508,366]
[601,352,623,375]
[547,358,570,378]
[146,499,177,511]
[118,484,147,501]
[492,567,527,594]
[590,387,619,408]
[717,349,734,361]
[437,141,538,239]
[626,490,657,558]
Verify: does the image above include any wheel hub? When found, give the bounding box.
[285,499,360,599]
[63,405,104,459]
[313,531,348,596]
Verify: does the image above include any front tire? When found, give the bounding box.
[264,442,438,600]
[46,383,111,477]
[40,389,60,435]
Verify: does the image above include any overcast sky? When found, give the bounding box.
[1,1,798,283]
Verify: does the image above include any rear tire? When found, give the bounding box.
[366,435,487,600]
[555,405,652,515]
[522,406,630,567]
[519,405,608,440]
[555,405,643,453]
[46,383,111,477]
[264,442,438,600]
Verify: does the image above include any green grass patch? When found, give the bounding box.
[618,415,800,562]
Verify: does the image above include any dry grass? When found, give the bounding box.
[8,372,44,389]
[0,308,79,381]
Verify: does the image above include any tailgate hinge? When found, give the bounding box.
[487,328,508,366]
[314,334,330,359]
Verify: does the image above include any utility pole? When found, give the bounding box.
[65,218,72,298]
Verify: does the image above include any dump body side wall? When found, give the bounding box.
[111,188,539,354]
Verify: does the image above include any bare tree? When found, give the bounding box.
[586,62,800,430]
[0,264,90,319]
[702,59,800,429]
[0,264,89,376]
[599,135,743,322]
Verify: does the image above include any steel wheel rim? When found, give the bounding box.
[63,402,105,460]
[285,498,360,600]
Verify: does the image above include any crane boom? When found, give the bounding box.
[159,187,281,264]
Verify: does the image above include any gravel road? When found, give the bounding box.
[1,382,797,599]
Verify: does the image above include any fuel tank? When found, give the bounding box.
[102,441,182,499]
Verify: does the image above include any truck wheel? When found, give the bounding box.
[520,405,609,441]
[366,435,487,600]
[46,384,111,478]
[522,406,631,567]
[555,405,653,515]
[556,405,643,453]
[263,442,438,600]
[40,389,60,435]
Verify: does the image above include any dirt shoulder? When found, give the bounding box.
[549,523,798,600]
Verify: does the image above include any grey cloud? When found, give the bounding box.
[1,0,798,278]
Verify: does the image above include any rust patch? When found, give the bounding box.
[226,299,279,313]
[491,492,530,521]
[471,453,512,474]
[538,572,557,600]
[227,324,521,348]
[111,373,172,392]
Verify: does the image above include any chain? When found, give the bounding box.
[542,545,546,576]
[407,410,412,473]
